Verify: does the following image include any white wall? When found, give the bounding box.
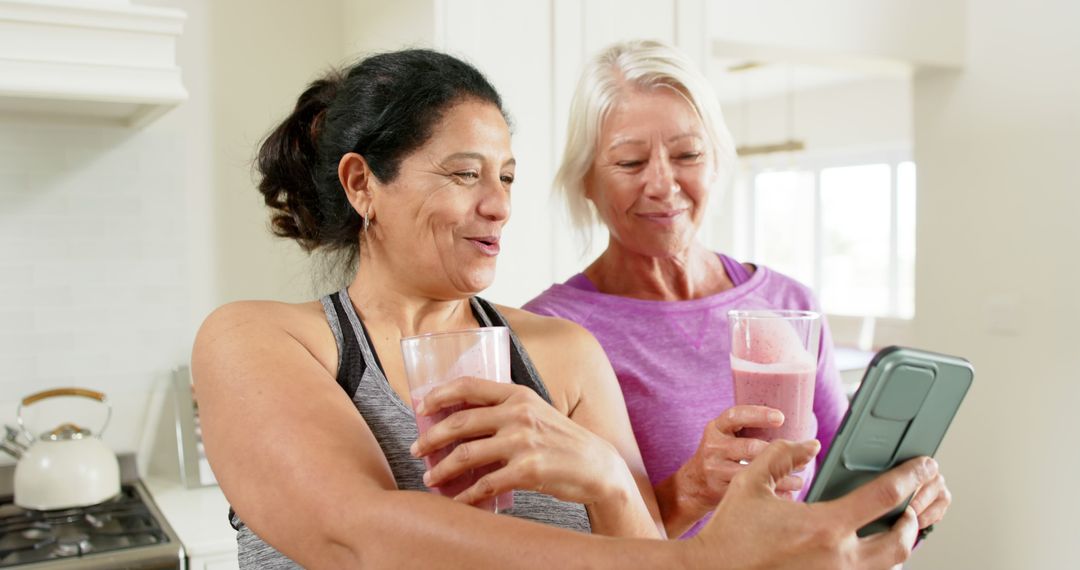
[906,0,1080,568]
[201,0,344,309]
[342,0,435,55]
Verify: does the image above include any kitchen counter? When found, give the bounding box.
[144,477,239,569]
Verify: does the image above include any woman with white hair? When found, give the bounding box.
[524,40,951,538]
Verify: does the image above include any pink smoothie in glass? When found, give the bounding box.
[410,384,513,511]
[731,357,816,442]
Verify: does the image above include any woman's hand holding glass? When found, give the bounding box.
[657,404,804,535]
[686,405,806,500]
[410,376,639,508]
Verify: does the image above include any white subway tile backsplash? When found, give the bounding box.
[135,285,184,305]
[36,351,112,379]
[0,310,35,332]
[67,283,139,305]
[64,194,144,217]
[0,331,73,356]
[0,356,36,378]
[31,306,113,333]
[68,236,144,260]
[1,117,190,456]
[3,190,71,218]
[0,332,35,356]
[0,266,37,285]
[0,238,72,262]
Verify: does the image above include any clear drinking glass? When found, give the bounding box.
[728,310,821,442]
[400,327,514,512]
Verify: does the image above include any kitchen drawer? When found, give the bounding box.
[194,553,240,570]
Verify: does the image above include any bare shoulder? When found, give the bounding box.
[492,304,613,414]
[197,299,324,332]
[193,299,338,381]
[494,304,600,355]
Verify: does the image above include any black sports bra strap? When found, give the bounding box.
[328,293,366,398]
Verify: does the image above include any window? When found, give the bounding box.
[739,154,916,318]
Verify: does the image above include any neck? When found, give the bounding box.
[585,239,730,301]
[347,252,477,338]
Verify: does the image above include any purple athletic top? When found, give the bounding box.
[523,254,848,537]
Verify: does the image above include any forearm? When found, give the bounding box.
[584,464,665,539]
[299,490,683,569]
[655,469,711,538]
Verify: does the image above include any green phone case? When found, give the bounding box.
[805,346,973,536]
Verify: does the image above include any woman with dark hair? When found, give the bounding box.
[193,48,941,569]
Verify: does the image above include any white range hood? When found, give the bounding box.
[0,0,187,126]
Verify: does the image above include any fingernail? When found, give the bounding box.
[415,401,426,415]
[409,441,419,456]
[768,410,784,424]
[922,457,939,477]
[422,471,432,486]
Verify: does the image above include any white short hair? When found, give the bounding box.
[555,39,736,248]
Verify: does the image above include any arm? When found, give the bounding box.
[193,302,679,569]
[653,406,805,537]
[546,320,667,538]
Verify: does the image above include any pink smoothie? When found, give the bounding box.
[410,384,513,512]
[731,357,816,442]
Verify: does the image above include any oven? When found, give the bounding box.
[0,480,185,569]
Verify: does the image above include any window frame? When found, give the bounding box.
[735,146,915,319]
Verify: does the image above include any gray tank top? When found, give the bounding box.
[230,289,591,568]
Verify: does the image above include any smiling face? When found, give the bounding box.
[585,86,717,258]
[367,98,515,298]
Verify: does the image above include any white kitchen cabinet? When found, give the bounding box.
[193,553,241,570]
[145,478,239,570]
[0,0,188,126]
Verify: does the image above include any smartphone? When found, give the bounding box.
[805,346,973,536]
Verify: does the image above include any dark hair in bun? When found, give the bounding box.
[255,49,505,269]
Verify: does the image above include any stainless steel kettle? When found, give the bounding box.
[8,387,121,510]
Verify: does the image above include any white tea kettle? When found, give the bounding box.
[13,387,121,510]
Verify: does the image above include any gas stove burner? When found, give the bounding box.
[17,525,50,542]
[0,481,184,568]
[52,534,89,558]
